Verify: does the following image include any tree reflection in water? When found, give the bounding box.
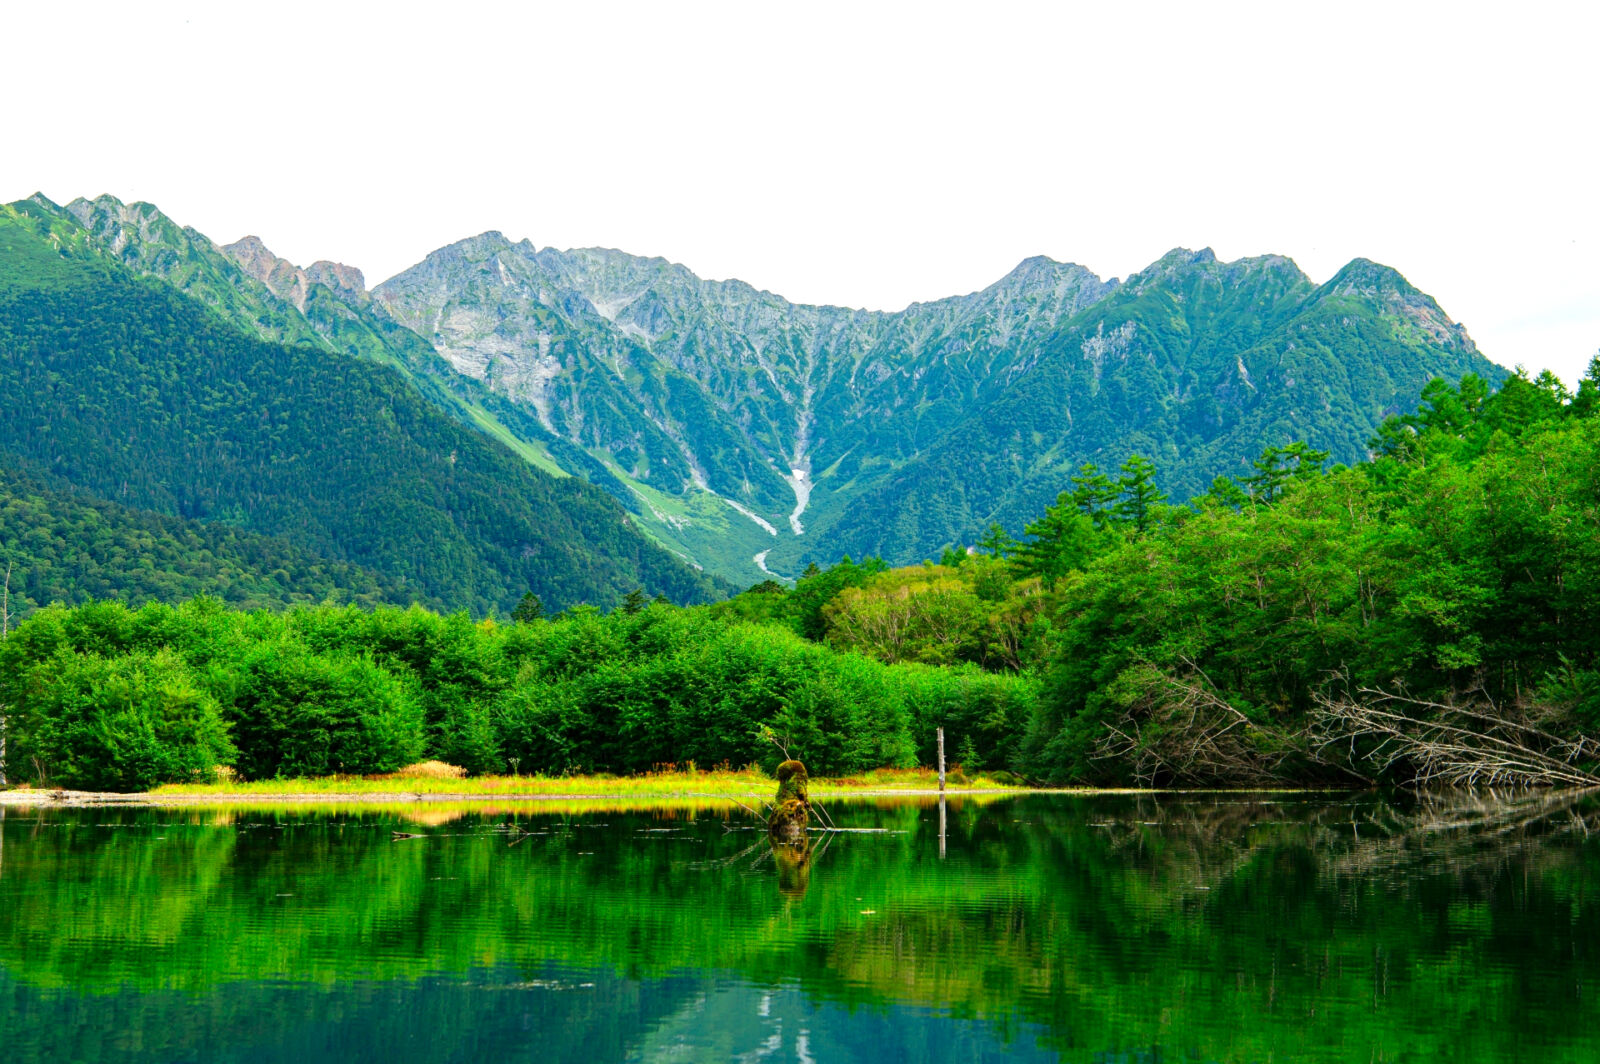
[0,789,1597,1063]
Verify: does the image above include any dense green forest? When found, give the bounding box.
[0,597,1031,790]
[0,462,423,615]
[799,363,1600,786]
[10,195,1504,589]
[3,363,1598,791]
[0,211,731,615]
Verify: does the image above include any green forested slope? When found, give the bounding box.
[815,252,1505,563]
[11,195,577,483]
[0,462,424,617]
[8,193,1511,586]
[4,367,1598,792]
[0,218,731,614]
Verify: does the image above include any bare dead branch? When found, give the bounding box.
[1309,686,1600,789]
[1091,667,1297,786]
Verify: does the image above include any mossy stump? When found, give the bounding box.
[769,759,810,841]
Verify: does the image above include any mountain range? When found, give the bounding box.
[1,191,1505,597]
[0,197,729,616]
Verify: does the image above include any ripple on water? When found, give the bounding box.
[1,791,1596,1062]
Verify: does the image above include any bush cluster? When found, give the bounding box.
[0,597,1031,790]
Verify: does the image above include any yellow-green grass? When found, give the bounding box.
[145,765,1026,801]
[131,796,771,820]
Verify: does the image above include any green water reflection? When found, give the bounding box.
[1,791,1596,1062]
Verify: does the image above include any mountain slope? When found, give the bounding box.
[0,203,731,613]
[375,239,1504,576]
[0,460,420,618]
[11,192,1506,584]
[14,194,576,484]
[819,250,1500,561]
[374,237,1118,579]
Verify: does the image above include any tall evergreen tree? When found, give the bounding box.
[512,592,544,624]
[977,523,1018,559]
[1244,442,1329,503]
[1068,463,1119,527]
[1112,455,1166,533]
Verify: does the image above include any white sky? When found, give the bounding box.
[7,1,1598,382]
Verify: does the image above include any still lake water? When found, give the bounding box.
[1,791,1596,1063]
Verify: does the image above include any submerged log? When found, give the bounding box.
[768,759,810,841]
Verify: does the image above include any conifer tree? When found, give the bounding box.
[1068,463,1118,526]
[1112,454,1166,533]
[512,592,544,624]
[977,523,1018,559]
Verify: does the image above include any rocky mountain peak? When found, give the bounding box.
[66,195,182,256]
[1320,259,1475,352]
[306,260,367,301]
[1326,258,1419,300]
[1157,246,1218,267]
[221,237,368,311]
[986,255,1116,304]
[223,235,311,311]
[1126,246,1222,287]
[223,235,288,276]
[445,231,517,264]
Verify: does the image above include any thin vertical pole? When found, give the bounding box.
[938,795,947,860]
[937,727,945,793]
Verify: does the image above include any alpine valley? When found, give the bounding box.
[0,192,1504,601]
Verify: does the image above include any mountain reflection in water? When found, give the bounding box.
[1,789,1596,1063]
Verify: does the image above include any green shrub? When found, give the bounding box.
[901,666,1037,772]
[5,648,233,791]
[226,644,425,779]
[433,694,504,775]
[768,654,915,776]
[492,681,592,775]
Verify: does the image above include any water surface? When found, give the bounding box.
[2,791,1596,1062]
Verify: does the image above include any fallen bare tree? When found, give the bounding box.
[1309,685,1600,788]
[1092,662,1303,786]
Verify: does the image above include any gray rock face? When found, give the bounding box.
[41,191,1503,586]
[372,235,1501,580]
[223,235,314,311]
[305,259,367,303]
[373,235,1120,562]
[223,236,369,313]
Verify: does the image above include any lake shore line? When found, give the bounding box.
[0,779,1348,808]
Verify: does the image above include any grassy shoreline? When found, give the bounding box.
[0,764,1349,809]
[0,766,1032,806]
